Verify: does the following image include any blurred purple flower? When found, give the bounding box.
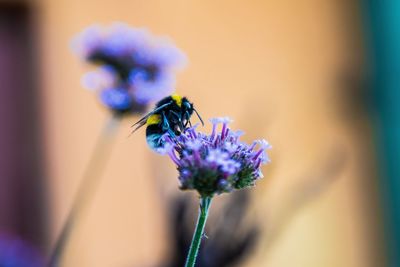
[81,67,116,91]
[159,117,271,197]
[72,22,187,114]
[0,234,44,267]
[99,87,133,111]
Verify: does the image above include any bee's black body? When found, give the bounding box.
[132,94,203,150]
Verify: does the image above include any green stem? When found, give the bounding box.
[48,115,120,267]
[184,197,212,267]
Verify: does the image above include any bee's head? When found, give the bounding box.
[182,97,204,127]
[181,97,194,114]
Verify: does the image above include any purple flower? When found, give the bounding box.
[0,234,44,267]
[81,67,116,91]
[159,118,271,197]
[99,87,134,111]
[72,22,187,114]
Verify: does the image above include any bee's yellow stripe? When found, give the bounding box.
[171,94,182,107]
[146,114,161,125]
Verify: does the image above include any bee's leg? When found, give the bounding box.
[156,135,165,148]
[184,111,191,127]
[162,112,176,138]
[161,111,170,130]
[167,128,177,139]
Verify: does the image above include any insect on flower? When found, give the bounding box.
[131,94,204,150]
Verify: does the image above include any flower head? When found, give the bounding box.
[160,118,271,197]
[0,234,44,267]
[73,23,187,115]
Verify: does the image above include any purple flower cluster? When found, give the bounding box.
[0,234,44,267]
[159,117,271,197]
[73,23,187,114]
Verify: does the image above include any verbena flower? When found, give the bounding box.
[0,234,44,267]
[73,23,187,115]
[159,117,271,197]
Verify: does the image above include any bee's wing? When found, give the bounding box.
[131,114,150,129]
[130,102,173,134]
[130,119,147,134]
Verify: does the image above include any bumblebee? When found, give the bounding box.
[131,94,203,150]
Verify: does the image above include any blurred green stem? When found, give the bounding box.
[184,197,212,267]
[48,115,120,267]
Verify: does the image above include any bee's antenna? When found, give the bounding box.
[193,108,204,126]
